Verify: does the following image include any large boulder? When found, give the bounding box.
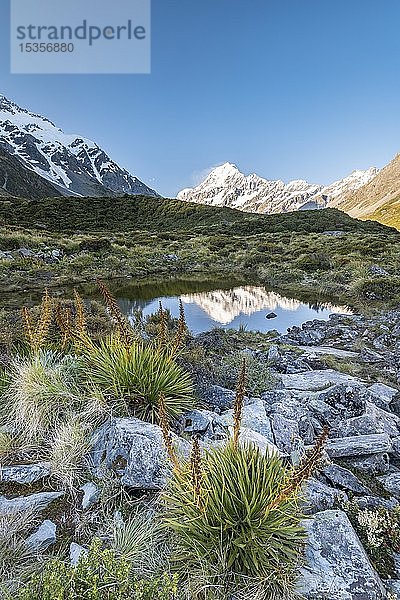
[303,479,347,514]
[90,418,190,489]
[297,509,386,599]
[322,464,370,495]
[219,400,273,441]
[378,473,400,499]
[280,370,363,392]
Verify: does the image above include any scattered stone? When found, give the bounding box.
[0,491,63,515]
[202,385,236,410]
[369,265,390,277]
[378,473,400,499]
[90,418,190,489]
[368,382,398,409]
[297,509,387,599]
[25,520,56,553]
[219,400,273,441]
[326,434,392,458]
[18,247,34,258]
[318,384,367,423]
[271,413,299,452]
[0,462,51,484]
[234,427,281,456]
[322,464,370,494]
[80,482,100,510]
[304,479,347,514]
[280,370,363,392]
[347,453,390,476]
[181,409,217,435]
[354,496,399,511]
[70,542,88,566]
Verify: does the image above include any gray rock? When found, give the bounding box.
[368,382,398,409]
[25,520,56,553]
[0,251,14,260]
[80,482,100,510]
[378,473,400,499]
[347,453,390,476]
[219,400,273,441]
[369,265,390,277]
[266,312,277,319]
[181,409,217,435]
[326,433,392,458]
[354,495,399,511]
[90,418,190,489]
[203,385,236,410]
[318,384,367,423]
[280,370,363,392]
[304,479,347,514]
[0,491,63,515]
[334,414,383,438]
[384,580,400,598]
[0,462,51,484]
[266,344,280,364]
[18,247,34,258]
[70,542,88,566]
[233,427,281,456]
[322,464,370,494]
[297,509,386,599]
[271,413,299,452]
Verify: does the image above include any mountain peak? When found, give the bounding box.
[0,94,158,198]
[177,163,379,215]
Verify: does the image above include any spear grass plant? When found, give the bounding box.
[82,335,194,423]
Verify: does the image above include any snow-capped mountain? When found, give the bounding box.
[0,95,158,198]
[177,163,379,214]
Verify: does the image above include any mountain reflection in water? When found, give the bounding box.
[117,285,351,335]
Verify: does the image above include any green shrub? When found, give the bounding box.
[163,442,305,598]
[214,350,275,395]
[82,336,194,423]
[353,276,400,300]
[14,538,178,600]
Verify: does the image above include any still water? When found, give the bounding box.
[113,280,351,335]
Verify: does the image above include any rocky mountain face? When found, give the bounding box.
[0,95,158,198]
[0,146,59,199]
[177,162,379,215]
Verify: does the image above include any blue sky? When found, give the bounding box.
[1,0,400,197]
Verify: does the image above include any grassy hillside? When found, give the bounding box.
[365,195,400,229]
[0,195,396,235]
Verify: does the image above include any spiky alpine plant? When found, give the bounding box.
[163,439,307,599]
[81,334,194,423]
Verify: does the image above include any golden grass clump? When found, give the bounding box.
[97,280,134,347]
[21,288,53,353]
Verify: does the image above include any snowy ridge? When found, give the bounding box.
[177,163,379,215]
[0,95,158,198]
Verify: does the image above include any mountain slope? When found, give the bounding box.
[177,163,378,214]
[0,195,395,236]
[0,95,158,198]
[0,146,60,199]
[330,153,400,228]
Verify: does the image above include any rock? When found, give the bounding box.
[322,230,345,237]
[80,482,100,510]
[181,409,217,435]
[347,453,390,476]
[368,382,399,409]
[18,247,34,258]
[298,345,359,359]
[90,418,190,489]
[304,479,347,514]
[25,520,56,553]
[280,370,363,392]
[378,473,400,499]
[354,496,399,511]
[297,509,387,599]
[334,414,383,438]
[233,427,281,456]
[0,462,51,484]
[318,384,367,426]
[271,413,299,452]
[219,400,273,441]
[0,251,14,260]
[163,254,179,261]
[266,312,277,319]
[326,433,392,458]
[322,464,370,494]
[0,491,63,515]
[202,385,236,410]
[266,344,280,364]
[369,265,390,277]
[70,542,88,566]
